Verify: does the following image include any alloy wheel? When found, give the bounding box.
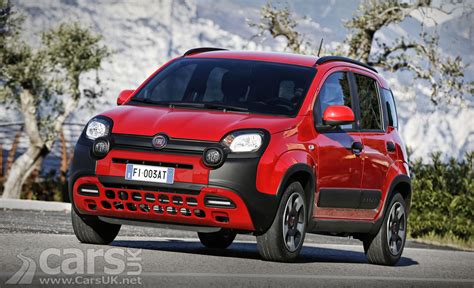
[282,192,306,252]
[386,202,406,255]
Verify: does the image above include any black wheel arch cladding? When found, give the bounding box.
[209,159,315,234]
[68,137,96,205]
[276,163,315,224]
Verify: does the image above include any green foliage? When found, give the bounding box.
[0,3,110,141]
[0,0,23,41]
[0,0,46,104]
[42,23,110,99]
[409,152,473,242]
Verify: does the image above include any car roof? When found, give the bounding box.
[185,50,318,67]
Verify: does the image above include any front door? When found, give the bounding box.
[312,70,365,219]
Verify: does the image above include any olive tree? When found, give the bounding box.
[0,2,109,199]
[249,0,473,105]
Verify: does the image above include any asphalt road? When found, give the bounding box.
[0,209,472,287]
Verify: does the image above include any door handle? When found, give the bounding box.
[351,141,364,156]
[387,141,396,152]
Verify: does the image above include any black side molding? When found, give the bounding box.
[315,56,378,73]
[317,189,381,209]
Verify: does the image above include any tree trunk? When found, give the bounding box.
[0,144,3,178]
[6,128,22,175]
[2,90,45,199]
[2,145,46,199]
[2,85,80,199]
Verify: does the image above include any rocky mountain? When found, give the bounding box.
[4,0,474,161]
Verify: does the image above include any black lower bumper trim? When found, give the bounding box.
[98,216,221,233]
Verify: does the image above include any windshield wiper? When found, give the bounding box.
[167,102,206,109]
[129,98,161,105]
[167,102,249,113]
[130,100,250,113]
[203,103,249,112]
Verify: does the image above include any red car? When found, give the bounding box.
[70,48,411,265]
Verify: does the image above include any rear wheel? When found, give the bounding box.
[363,193,407,266]
[71,208,121,245]
[198,229,236,249]
[256,182,307,262]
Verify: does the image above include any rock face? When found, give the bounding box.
[5,0,474,161]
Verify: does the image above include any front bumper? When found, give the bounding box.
[69,134,279,233]
[73,175,255,231]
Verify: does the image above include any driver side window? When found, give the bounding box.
[315,71,354,129]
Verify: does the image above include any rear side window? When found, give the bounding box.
[315,71,353,129]
[354,74,383,130]
[382,89,398,129]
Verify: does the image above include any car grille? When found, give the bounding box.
[111,134,217,155]
[111,158,193,170]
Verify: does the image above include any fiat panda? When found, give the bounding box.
[70,48,411,265]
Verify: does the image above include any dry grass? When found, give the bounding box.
[410,233,474,251]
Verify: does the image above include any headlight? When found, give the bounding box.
[85,118,110,140]
[222,132,263,153]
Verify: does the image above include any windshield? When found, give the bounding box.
[131,58,316,117]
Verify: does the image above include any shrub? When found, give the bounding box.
[409,152,473,242]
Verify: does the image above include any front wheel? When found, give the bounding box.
[363,193,407,266]
[256,182,307,262]
[71,208,121,245]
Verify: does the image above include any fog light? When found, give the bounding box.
[204,195,236,208]
[203,147,225,168]
[78,184,99,196]
[92,138,110,158]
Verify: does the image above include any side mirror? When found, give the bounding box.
[323,105,355,126]
[117,90,134,105]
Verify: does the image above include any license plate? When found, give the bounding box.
[125,164,175,184]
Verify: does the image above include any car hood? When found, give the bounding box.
[100,105,300,141]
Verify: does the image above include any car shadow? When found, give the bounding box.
[111,239,418,267]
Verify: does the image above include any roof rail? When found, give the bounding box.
[315,56,377,73]
[183,47,228,56]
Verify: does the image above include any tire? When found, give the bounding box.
[198,229,236,249]
[363,193,407,266]
[256,182,307,262]
[71,208,121,245]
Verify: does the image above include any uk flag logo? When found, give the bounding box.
[125,164,134,179]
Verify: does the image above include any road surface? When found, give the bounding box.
[0,209,472,287]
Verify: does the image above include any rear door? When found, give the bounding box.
[352,73,394,213]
